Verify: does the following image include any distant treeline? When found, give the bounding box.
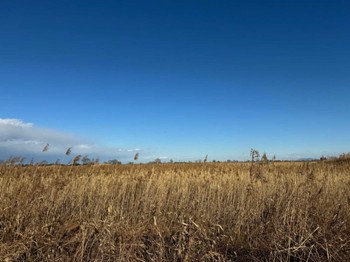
[1,152,350,166]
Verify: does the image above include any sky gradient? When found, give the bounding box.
[1,0,349,162]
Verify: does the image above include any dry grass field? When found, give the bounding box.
[1,160,350,261]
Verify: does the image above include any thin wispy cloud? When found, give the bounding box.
[0,118,143,163]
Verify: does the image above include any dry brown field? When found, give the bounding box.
[1,161,350,261]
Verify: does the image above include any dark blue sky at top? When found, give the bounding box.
[1,0,349,161]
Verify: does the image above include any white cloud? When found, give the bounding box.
[127,148,142,152]
[75,144,93,150]
[0,118,33,127]
[0,118,144,163]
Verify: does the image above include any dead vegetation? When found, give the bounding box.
[0,161,350,261]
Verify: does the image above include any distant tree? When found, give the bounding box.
[154,158,161,164]
[250,149,260,162]
[261,152,268,163]
[81,155,91,165]
[105,159,122,165]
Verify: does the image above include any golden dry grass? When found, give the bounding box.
[0,161,350,261]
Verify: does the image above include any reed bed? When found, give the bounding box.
[0,161,350,261]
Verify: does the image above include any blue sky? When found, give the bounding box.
[1,0,349,162]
